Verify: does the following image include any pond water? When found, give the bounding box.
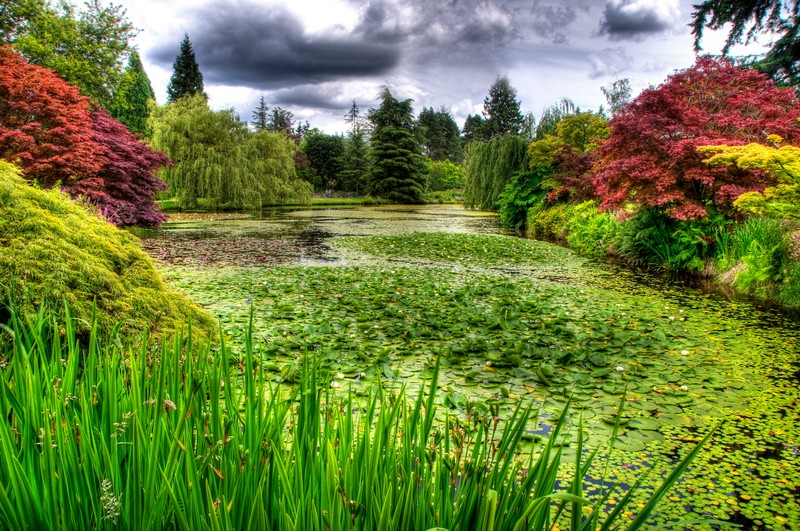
[137,204,800,530]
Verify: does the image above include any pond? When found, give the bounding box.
[138,204,800,530]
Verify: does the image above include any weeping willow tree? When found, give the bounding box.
[148,94,311,209]
[463,136,529,210]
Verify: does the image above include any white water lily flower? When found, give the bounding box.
[330,381,341,388]
[336,372,344,379]
[680,385,689,391]
[668,316,675,321]
[680,350,689,355]
[615,366,625,372]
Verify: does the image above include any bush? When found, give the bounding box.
[0,162,214,342]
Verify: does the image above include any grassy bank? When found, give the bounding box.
[0,308,713,530]
[526,201,800,309]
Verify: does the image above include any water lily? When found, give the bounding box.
[330,381,341,389]
[616,366,625,372]
[680,350,689,355]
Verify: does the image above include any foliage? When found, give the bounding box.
[462,113,489,143]
[616,209,731,272]
[0,162,213,342]
[149,95,311,209]
[61,108,169,226]
[691,0,800,85]
[366,87,428,203]
[527,201,622,258]
[483,75,525,138]
[497,168,549,230]
[266,106,295,137]
[463,136,529,210]
[417,106,463,162]
[534,98,576,140]
[425,158,465,192]
[600,78,632,116]
[700,137,800,219]
[110,50,155,136]
[0,47,167,225]
[166,33,206,102]
[301,131,345,189]
[720,217,790,298]
[5,0,135,109]
[593,56,800,220]
[0,45,101,186]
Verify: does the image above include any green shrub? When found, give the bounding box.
[563,201,621,258]
[497,169,549,230]
[0,162,214,342]
[526,202,572,241]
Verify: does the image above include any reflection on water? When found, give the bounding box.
[137,205,503,266]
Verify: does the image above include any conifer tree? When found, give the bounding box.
[111,51,155,135]
[366,87,428,203]
[251,96,269,131]
[483,76,524,138]
[166,34,205,102]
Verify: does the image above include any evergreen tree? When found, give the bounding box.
[417,106,463,162]
[111,51,155,135]
[462,114,489,143]
[366,87,428,203]
[339,130,370,194]
[251,96,269,131]
[302,132,346,190]
[483,76,524,138]
[267,106,295,136]
[166,34,205,102]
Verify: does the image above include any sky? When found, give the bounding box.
[122,0,770,134]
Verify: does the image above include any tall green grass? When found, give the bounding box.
[0,308,717,530]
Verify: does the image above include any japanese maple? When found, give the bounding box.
[593,56,800,220]
[0,45,101,186]
[63,109,169,226]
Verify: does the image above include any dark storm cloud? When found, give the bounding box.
[598,0,680,40]
[271,86,351,110]
[148,1,399,89]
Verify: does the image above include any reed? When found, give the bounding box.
[0,307,716,530]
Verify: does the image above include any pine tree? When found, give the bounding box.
[483,76,524,138]
[166,34,206,102]
[366,87,428,203]
[251,96,269,131]
[418,106,463,162]
[111,51,155,135]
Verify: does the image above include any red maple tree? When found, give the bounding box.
[593,56,800,220]
[0,46,169,226]
[0,46,101,187]
[62,109,169,226]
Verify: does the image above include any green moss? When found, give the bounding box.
[0,162,215,342]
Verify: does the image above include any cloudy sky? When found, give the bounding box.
[122,0,769,134]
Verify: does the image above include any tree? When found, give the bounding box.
[7,0,136,109]
[110,51,155,135]
[483,75,524,138]
[593,56,800,220]
[251,96,269,131]
[62,108,169,226]
[692,0,800,85]
[339,129,370,194]
[302,132,346,190]
[149,94,311,209]
[463,136,529,210]
[535,98,577,140]
[166,33,206,102]
[0,45,101,187]
[366,87,428,203]
[601,79,632,116]
[0,47,168,226]
[699,135,800,218]
[462,114,489,143]
[267,106,295,136]
[417,106,463,162]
